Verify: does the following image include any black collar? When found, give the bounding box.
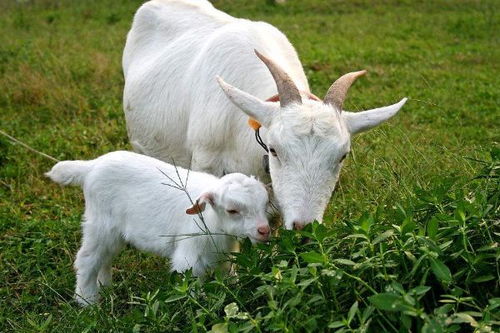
[255,128,268,152]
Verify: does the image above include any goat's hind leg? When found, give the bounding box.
[74,218,117,306]
[97,239,124,287]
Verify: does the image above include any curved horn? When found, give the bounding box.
[254,49,302,108]
[324,70,367,111]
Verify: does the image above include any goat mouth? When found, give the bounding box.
[248,236,269,243]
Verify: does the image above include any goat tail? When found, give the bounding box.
[45,160,95,187]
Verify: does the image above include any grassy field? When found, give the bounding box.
[0,0,498,331]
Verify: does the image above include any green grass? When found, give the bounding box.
[0,0,498,331]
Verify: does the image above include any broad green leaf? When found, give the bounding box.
[272,267,282,281]
[410,286,431,296]
[488,298,500,311]
[328,321,345,328]
[321,269,340,278]
[369,293,405,311]
[404,251,417,262]
[403,294,416,306]
[235,312,250,320]
[373,230,394,245]
[300,251,324,264]
[401,217,417,235]
[427,217,439,240]
[422,318,444,333]
[333,259,356,266]
[435,304,454,315]
[210,323,228,333]
[451,313,478,327]
[297,278,316,288]
[438,240,454,251]
[224,302,239,317]
[455,207,466,224]
[471,275,494,283]
[347,301,358,324]
[313,222,328,242]
[164,294,186,303]
[391,282,404,294]
[277,260,288,268]
[359,213,373,234]
[345,234,369,240]
[401,314,412,329]
[430,258,452,283]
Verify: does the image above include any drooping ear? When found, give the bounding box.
[216,76,278,128]
[342,98,408,134]
[185,192,215,215]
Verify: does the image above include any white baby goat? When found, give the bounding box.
[46,151,270,306]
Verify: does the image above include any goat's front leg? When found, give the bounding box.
[190,149,224,176]
[170,245,207,277]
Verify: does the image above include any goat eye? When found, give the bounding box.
[269,147,277,157]
[226,209,239,215]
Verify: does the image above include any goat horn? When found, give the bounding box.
[254,49,302,108]
[324,70,367,111]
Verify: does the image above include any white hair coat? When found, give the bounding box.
[46,151,270,305]
[123,0,407,229]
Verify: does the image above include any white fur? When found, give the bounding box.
[123,0,407,229]
[46,151,269,306]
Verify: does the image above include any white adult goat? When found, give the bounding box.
[123,0,407,230]
[46,151,270,305]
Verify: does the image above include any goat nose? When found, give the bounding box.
[293,221,305,230]
[258,226,270,236]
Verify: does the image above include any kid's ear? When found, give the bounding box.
[185,192,215,215]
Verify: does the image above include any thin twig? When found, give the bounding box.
[157,167,182,189]
[157,161,221,253]
[170,159,215,239]
[161,182,184,191]
[160,232,237,238]
[0,129,60,162]
[407,97,441,108]
[184,168,190,191]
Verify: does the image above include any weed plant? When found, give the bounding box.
[120,152,499,332]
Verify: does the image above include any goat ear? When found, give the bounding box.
[185,192,214,215]
[217,76,278,128]
[343,98,407,134]
[185,201,206,215]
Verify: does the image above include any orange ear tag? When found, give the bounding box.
[247,94,280,131]
[248,118,262,130]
